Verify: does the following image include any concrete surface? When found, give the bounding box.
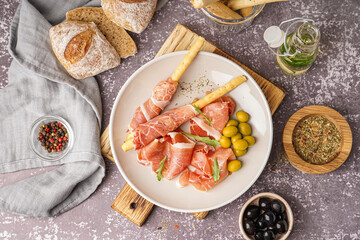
[0,0,359,239]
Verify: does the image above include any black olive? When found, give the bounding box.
[277,212,287,221]
[255,214,268,229]
[275,220,288,233]
[271,200,285,213]
[243,219,256,235]
[263,230,276,240]
[259,197,271,210]
[263,211,276,226]
[254,230,265,240]
[244,205,260,220]
[267,225,277,234]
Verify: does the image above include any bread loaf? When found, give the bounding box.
[66,7,137,58]
[49,21,120,79]
[101,0,157,34]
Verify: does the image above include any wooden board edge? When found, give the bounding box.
[192,211,209,219]
[111,183,155,226]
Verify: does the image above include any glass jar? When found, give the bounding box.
[276,22,321,76]
[201,4,265,33]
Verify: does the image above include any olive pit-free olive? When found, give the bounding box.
[231,133,242,143]
[234,149,247,157]
[219,136,231,148]
[236,110,249,122]
[239,122,252,136]
[227,160,242,172]
[222,126,238,137]
[233,139,248,150]
[226,119,239,127]
[244,136,256,146]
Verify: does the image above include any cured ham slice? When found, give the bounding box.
[133,105,198,150]
[179,145,236,191]
[137,132,195,180]
[129,78,178,131]
[190,96,235,139]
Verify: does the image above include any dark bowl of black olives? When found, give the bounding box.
[239,192,293,240]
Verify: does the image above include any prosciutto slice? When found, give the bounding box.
[129,78,178,131]
[179,145,236,191]
[137,132,195,180]
[190,97,235,140]
[133,104,198,150]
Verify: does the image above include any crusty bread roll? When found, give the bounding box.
[49,21,120,79]
[66,7,137,58]
[101,0,157,34]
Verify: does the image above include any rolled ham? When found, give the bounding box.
[129,78,178,131]
[133,104,198,150]
[179,145,236,191]
[190,96,235,140]
[137,132,196,180]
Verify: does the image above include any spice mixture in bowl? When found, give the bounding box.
[293,115,341,165]
[283,105,352,174]
[29,116,74,161]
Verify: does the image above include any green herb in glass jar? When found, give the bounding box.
[264,18,321,76]
[277,22,320,76]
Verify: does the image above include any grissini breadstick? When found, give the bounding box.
[193,76,246,109]
[126,37,205,146]
[171,37,205,82]
[228,0,288,11]
[190,0,219,9]
[240,7,253,17]
[122,75,247,152]
[205,2,242,20]
[128,36,205,130]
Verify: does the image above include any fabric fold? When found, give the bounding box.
[0,0,106,217]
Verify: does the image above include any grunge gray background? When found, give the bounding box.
[0,0,359,239]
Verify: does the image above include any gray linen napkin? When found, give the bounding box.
[0,0,170,217]
[0,0,106,217]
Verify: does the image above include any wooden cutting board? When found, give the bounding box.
[101,24,286,226]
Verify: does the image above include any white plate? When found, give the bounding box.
[109,51,273,213]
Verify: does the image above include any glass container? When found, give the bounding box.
[29,115,74,161]
[276,22,321,76]
[201,4,265,33]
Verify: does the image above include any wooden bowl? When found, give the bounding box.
[239,192,294,240]
[283,105,352,174]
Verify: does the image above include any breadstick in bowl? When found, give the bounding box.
[227,0,289,10]
[190,0,219,9]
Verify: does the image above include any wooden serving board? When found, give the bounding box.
[102,24,286,226]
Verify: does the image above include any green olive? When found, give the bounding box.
[231,133,242,144]
[219,136,231,148]
[234,149,247,157]
[244,136,256,146]
[236,111,249,122]
[226,119,239,127]
[233,139,248,150]
[228,160,242,172]
[222,126,238,138]
[239,122,252,136]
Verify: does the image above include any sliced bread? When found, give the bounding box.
[66,7,137,58]
[101,0,157,34]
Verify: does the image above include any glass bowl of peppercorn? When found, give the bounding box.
[29,115,74,161]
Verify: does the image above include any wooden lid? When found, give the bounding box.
[283,105,352,174]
